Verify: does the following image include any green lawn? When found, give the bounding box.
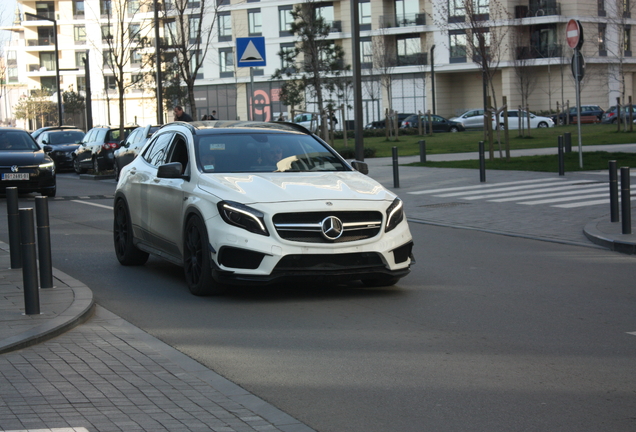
[332,124,636,158]
[406,151,636,173]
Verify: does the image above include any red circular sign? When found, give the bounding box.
[566,19,581,49]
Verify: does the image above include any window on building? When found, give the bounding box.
[164,20,176,45]
[127,0,140,14]
[35,2,55,19]
[104,75,116,90]
[77,76,86,93]
[219,12,232,41]
[397,35,421,66]
[74,25,86,44]
[75,51,86,68]
[100,0,112,16]
[103,49,113,68]
[395,0,418,23]
[359,0,371,30]
[189,16,200,42]
[449,31,467,62]
[474,0,489,16]
[624,26,632,54]
[101,25,113,42]
[129,23,140,42]
[279,6,293,36]
[41,76,57,92]
[624,0,630,17]
[73,0,85,17]
[248,9,262,35]
[599,23,607,55]
[472,29,490,60]
[37,27,55,45]
[8,68,18,83]
[131,49,142,66]
[279,42,295,71]
[361,37,373,67]
[39,52,55,71]
[315,4,334,27]
[219,48,234,77]
[450,0,465,20]
[598,0,606,15]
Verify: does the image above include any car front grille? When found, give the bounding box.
[273,211,383,243]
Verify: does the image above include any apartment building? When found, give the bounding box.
[2,0,635,128]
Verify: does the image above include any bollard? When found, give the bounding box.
[20,209,40,315]
[620,167,632,234]
[35,196,54,289]
[478,141,486,183]
[419,140,426,163]
[392,146,400,188]
[609,161,619,223]
[558,135,565,176]
[6,187,22,269]
[564,132,572,153]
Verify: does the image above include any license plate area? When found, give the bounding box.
[2,173,30,181]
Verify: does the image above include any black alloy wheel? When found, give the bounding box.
[113,200,149,266]
[183,216,225,295]
[73,156,86,174]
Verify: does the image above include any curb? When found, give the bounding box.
[0,267,95,355]
[583,219,636,255]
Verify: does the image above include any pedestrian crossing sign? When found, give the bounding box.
[237,37,267,67]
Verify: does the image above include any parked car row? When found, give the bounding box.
[449,109,554,130]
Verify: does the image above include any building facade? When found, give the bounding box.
[2,0,636,129]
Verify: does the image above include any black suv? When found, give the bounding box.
[73,125,137,173]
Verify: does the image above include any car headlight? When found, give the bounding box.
[39,161,55,172]
[217,200,269,236]
[385,198,404,232]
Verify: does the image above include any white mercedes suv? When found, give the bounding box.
[113,121,414,295]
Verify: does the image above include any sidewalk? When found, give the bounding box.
[0,241,316,432]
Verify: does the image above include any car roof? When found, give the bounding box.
[161,120,315,135]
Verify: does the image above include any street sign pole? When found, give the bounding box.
[575,48,583,168]
[567,19,584,168]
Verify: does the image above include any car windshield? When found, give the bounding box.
[48,131,85,144]
[196,132,349,173]
[0,131,39,151]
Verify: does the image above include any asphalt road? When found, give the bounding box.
[1,173,635,432]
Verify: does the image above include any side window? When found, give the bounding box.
[95,129,107,143]
[167,134,189,174]
[82,129,94,143]
[143,132,174,166]
[41,132,49,143]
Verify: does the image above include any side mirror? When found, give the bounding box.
[41,139,48,144]
[157,162,183,179]
[350,160,369,175]
[43,145,53,152]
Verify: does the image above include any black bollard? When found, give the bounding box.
[609,161,619,223]
[392,146,400,188]
[620,167,632,235]
[478,141,486,183]
[20,209,40,315]
[35,196,54,289]
[6,187,21,269]
[419,140,426,163]
[564,132,572,153]
[558,135,565,176]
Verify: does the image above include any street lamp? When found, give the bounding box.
[25,12,63,127]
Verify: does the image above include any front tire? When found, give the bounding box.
[92,157,100,173]
[183,216,225,296]
[73,156,86,174]
[538,122,549,128]
[449,126,459,133]
[113,200,149,266]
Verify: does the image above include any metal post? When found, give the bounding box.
[392,146,400,188]
[574,48,583,168]
[35,197,53,289]
[419,140,426,163]
[350,0,364,161]
[430,44,436,114]
[478,141,486,183]
[609,161,619,223]
[83,51,93,130]
[20,209,40,315]
[154,0,164,124]
[620,167,632,234]
[558,135,565,176]
[6,187,21,269]
[564,132,572,153]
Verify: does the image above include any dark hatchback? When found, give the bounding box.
[0,128,56,197]
[74,125,137,173]
[35,129,85,171]
[400,114,466,132]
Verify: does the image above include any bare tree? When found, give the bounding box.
[161,0,219,116]
[97,0,154,136]
[511,26,538,135]
[603,0,635,102]
[372,27,397,125]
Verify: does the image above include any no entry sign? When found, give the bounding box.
[566,19,584,49]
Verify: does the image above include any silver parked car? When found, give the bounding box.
[449,109,486,129]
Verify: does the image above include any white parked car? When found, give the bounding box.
[113,121,414,295]
[494,110,554,130]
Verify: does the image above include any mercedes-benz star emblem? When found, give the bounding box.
[321,216,344,240]
[11,166,19,173]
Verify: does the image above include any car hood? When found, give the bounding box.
[48,144,80,151]
[197,171,395,204]
[0,150,50,166]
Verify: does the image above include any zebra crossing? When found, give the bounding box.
[408,178,636,209]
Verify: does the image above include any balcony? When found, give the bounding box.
[25,11,55,21]
[516,44,562,59]
[397,52,427,67]
[516,0,561,18]
[380,13,426,29]
[27,38,54,46]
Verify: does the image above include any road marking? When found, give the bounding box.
[435,181,583,197]
[521,190,636,205]
[462,183,603,200]
[627,332,636,336]
[489,186,608,202]
[408,178,560,195]
[71,199,113,210]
